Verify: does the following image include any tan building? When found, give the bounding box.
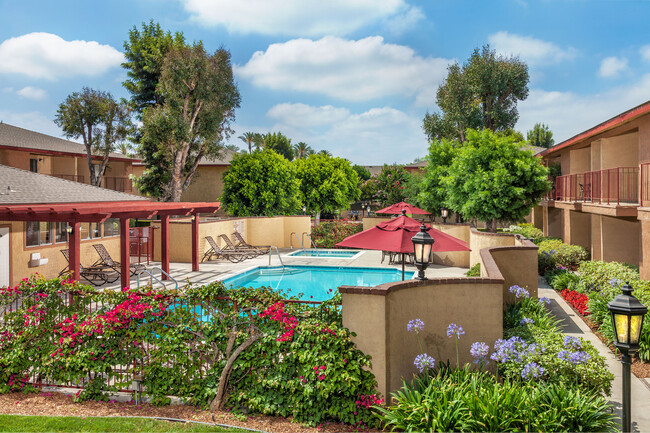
[131,149,237,203]
[532,101,650,279]
[0,122,137,193]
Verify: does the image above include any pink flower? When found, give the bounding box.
[319,375,325,380]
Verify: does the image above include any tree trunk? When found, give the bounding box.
[210,331,261,412]
[315,211,321,226]
[485,219,497,233]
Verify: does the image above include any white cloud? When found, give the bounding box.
[16,86,46,100]
[0,32,124,80]
[385,6,425,35]
[488,31,576,66]
[257,102,426,164]
[180,0,421,37]
[236,36,451,104]
[517,74,650,143]
[599,56,628,78]
[640,45,650,62]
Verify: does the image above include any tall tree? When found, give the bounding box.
[122,20,186,116]
[417,138,458,215]
[368,164,411,207]
[222,149,301,216]
[293,142,313,159]
[135,43,240,201]
[527,123,555,148]
[238,132,257,153]
[294,154,360,224]
[252,133,264,151]
[263,132,294,160]
[54,87,131,187]
[423,45,529,142]
[442,129,549,232]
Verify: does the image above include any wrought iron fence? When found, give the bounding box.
[555,167,639,205]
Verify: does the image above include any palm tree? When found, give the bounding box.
[293,142,313,159]
[318,149,333,157]
[238,132,257,153]
[252,133,264,151]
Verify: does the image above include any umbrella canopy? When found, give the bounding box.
[336,214,470,253]
[375,201,431,215]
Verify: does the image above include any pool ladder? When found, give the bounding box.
[136,266,179,290]
[268,246,285,271]
[302,232,318,255]
[290,232,305,249]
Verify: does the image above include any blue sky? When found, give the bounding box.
[1,0,650,164]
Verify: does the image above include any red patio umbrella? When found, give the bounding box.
[376,201,431,215]
[336,213,470,280]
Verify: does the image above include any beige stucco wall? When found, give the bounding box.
[532,205,543,229]
[486,241,539,303]
[569,210,591,249]
[469,230,514,267]
[600,216,640,265]
[639,215,650,280]
[430,223,470,267]
[570,147,591,174]
[591,214,603,261]
[0,149,31,171]
[180,166,229,202]
[362,216,392,231]
[547,207,563,238]
[0,220,122,287]
[601,132,639,170]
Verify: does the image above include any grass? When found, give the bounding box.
[0,414,247,432]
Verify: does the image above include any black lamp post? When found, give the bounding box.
[607,282,648,433]
[441,207,449,223]
[411,223,434,280]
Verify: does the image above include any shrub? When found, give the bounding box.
[377,366,616,432]
[575,261,639,295]
[537,239,589,274]
[466,263,480,277]
[503,223,544,241]
[311,221,363,248]
[546,270,579,291]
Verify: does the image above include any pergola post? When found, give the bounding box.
[68,221,81,283]
[161,215,170,280]
[120,218,131,289]
[192,212,199,272]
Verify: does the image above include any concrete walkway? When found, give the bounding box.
[539,277,650,432]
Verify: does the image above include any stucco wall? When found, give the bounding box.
[570,147,591,174]
[591,214,603,261]
[362,216,391,231]
[547,207,563,238]
[639,214,650,280]
[180,166,229,202]
[601,216,640,265]
[569,210,591,249]
[430,223,470,267]
[601,132,639,170]
[0,220,122,287]
[469,229,514,267]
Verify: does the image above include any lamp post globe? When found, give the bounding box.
[607,282,648,433]
[441,207,449,223]
[411,224,434,280]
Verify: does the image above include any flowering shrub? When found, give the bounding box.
[561,289,590,316]
[503,223,544,241]
[537,239,589,274]
[0,276,380,427]
[311,221,363,248]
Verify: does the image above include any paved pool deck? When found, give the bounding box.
[106,248,469,290]
[539,277,650,432]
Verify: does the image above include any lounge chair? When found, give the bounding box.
[92,244,146,276]
[58,249,119,286]
[218,234,261,259]
[232,231,270,255]
[202,236,249,263]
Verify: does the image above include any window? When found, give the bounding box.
[79,223,101,240]
[54,222,68,244]
[29,158,38,173]
[26,221,51,246]
[103,218,120,237]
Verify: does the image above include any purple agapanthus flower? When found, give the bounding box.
[568,351,591,365]
[407,318,425,334]
[446,323,465,339]
[470,342,490,365]
[563,336,582,351]
[521,362,545,379]
[539,297,551,305]
[520,317,534,325]
[609,278,621,288]
[509,285,530,299]
[414,353,435,373]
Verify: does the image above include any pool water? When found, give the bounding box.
[222,265,410,301]
[286,249,362,258]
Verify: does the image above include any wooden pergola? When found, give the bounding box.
[0,201,221,288]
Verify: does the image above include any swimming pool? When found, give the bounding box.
[285,249,363,259]
[222,265,411,301]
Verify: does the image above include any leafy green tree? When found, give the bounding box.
[263,132,294,160]
[415,138,458,215]
[294,154,360,224]
[293,142,313,159]
[222,150,301,216]
[122,20,186,116]
[238,131,257,153]
[527,123,555,148]
[352,164,371,182]
[423,45,529,142]
[442,129,549,232]
[54,87,132,187]
[135,43,240,201]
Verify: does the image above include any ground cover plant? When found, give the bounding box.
[0,276,379,428]
[311,221,363,248]
[377,286,616,432]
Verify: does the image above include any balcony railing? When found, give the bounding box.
[555,167,639,205]
[102,176,133,193]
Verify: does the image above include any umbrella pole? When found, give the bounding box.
[402,253,405,280]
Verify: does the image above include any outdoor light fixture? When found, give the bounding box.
[411,223,434,280]
[302,205,306,215]
[65,226,73,235]
[607,282,647,433]
[441,207,449,223]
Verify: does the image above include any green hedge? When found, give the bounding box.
[311,221,363,248]
[537,239,589,274]
[503,223,544,241]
